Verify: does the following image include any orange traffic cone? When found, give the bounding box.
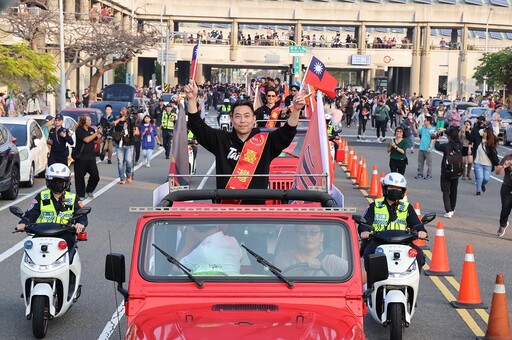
[358,159,370,190]
[412,201,428,249]
[425,221,453,276]
[346,147,354,173]
[479,273,512,340]
[343,140,349,166]
[376,172,385,199]
[413,201,422,220]
[349,154,359,179]
[367,166,379,198]
[354,157,364,184]
[335,138,343,164]
[451,244,487,309]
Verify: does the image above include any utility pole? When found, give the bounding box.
[58,0,66,110]
[483,7,493,95]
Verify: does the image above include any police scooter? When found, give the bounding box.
[353,212,435,340]
[10,206,90,339]
[219,113,232,131]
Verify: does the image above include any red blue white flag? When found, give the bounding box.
[302,56,338,99]
[189,41,199,82]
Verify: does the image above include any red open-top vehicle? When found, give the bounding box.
[106,189,373,339]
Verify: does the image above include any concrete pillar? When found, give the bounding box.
[450,28,458,45]
[48,0,58,10]
[409,25,421,96]
[123,14,131,32]
[358,22,366,54]
[196,64,204,84]
[419,25,431,96]
[295,21,302,45]
[64,0,74,19]
[80,0,90,20]
[168,62,176,86]
[230,19,238,61]
[458,25,468,99]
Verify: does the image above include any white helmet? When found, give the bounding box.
[46,163,71,193]
[381,172,407,201]
[325,113,332,121]
[223,98,230,103]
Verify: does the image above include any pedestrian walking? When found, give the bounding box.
[139,115,157,167]
[459,120,473,180]
[468,126,499,196]
[387,127,409,175]
[73,114,101,199]
[415,116,436,180]
[495,153,512,237]
[112,107,139,184]
[373,99,390,142]
[401,113,418,153]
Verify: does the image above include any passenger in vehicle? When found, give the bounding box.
[176,225,243,274]
[274,226,348,276]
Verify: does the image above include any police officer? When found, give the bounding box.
[359,172,428,269]
[47,114,74,166]
[217,98,232,126]
[16,163,87,249]
[188,129,198,174]
[161,99,177,159]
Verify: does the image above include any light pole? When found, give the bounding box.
[130,0,135,86]
[58,0,66,110]
[483,7,493,95]
[160,6,165,86]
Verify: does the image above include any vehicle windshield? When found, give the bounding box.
[468,108,488,117]
[140,219,352,282]
[3,124,27,145]
[60,111,100,126]
[161,94,172,102]
[499,110,512,120]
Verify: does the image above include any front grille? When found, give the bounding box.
[269,180,293,190]
[212,304,279,312]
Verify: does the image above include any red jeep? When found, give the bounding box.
[106,189,373,339]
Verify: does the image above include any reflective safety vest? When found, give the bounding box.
[219,104,231,114]
[372,198,409,232]
[36,189,76,225]
[161,109,176,130]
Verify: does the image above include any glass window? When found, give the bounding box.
[4,124,27,146]
[0,126,6,145]
[140,219,353,283]
[32,123,43,140]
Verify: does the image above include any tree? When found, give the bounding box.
[0,43,58,95]
[473,47,512,104]
[1,1,161,109]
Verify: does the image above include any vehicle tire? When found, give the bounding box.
[1,164,19,200]
[504,131,511,146]
[32,295,49,339]
[389,302,403,340]
[22,164,35,188]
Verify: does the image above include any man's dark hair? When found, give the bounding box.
[231,99,254,116]
[447,127,459,141]
[425,116,433,123]
[265,87,277,95]
[105,104,113,109]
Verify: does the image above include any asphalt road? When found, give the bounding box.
[0,115,509,340]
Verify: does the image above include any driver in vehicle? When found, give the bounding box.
[274,225,348,276]
[359,172,427,270]
[16,163,87,249]
[176,225,243,275]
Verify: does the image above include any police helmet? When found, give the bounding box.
[381,172,407,201]
[223,98,230,103]
[46,163,71,193]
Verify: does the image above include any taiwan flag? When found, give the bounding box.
[303,56,338,98]
[189,41,199,82]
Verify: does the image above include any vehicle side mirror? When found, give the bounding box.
[105,253,126,284]
[421,212,436,225]
[352,214,366,225]
[366,253,389,287]
[9,206,24,218]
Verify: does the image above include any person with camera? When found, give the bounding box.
[99,104,116,164]
[112,107,139,184]
[466,116,500,196]
[47,114,73,166]
[74,114,102,199]
[435,128,463,218]
[495,154,512,237]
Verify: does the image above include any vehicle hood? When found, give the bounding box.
[126,304,363,340]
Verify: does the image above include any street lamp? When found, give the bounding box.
[483,7,493,95]
[130,0,136,86]
[58,0,66,110]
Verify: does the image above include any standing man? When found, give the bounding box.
[82,88,90,108]
[99,104,116,164]
[48,114,74,166]
[185,81,306,191]
[153,98,165,147]
[161,101,177,160]
[112,107,139,184]
[415,116,436,180]
[373,99,390,142]
[254,87,281,128]
[74,114,101,199]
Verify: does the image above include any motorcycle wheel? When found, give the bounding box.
[32,296,49,339]
[389,303,403,340]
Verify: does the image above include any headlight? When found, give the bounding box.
[19,149,29,161]
[23,253,67,272]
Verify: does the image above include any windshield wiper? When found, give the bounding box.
[241,244,294,289]
[152,243,203,288]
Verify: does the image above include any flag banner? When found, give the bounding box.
[292,90,333,194]
[169,103,190,186]
[189,41,199,82]
[303,56,338,99]
[253,85,263,111]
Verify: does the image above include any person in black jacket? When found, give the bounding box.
[435,128,463,219]
[47,114,74,165]
[185,81,306,191]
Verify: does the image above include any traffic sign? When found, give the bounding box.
[157,50,178,63]
[293,56,300,75]
[289,45,307,56]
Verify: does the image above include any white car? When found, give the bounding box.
[0,117,48,187]
[33,115,77,164]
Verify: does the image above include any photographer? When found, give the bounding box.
[495,154,512,237]
[99,104,116,164]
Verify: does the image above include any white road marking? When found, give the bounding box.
[98,157,215,340]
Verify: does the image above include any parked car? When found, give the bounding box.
[33,115,77,165]
[453,101,478,116]
[1,117,47,187]
[59,108,103,127]
[428,98,452,114]
[500,110,512,145]
[0,123,20,199]
[463,107,493,125]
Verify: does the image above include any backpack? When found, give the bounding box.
[444,143,463,179]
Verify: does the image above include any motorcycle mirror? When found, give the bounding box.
[366,253,389,287]
[352,214,366,225]
[421,212,436,224]
[9,206,24,218]
[74,207,92,219]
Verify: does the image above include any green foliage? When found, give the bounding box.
[0,43,59,94]
[473,47,512,90]
[114,63,127,84]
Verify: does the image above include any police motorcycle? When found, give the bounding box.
[218,99,232,131]
[353,212,436,340]
[10,205,91,339]
[188,130,198,175]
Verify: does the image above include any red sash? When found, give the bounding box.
[265,107,281,128]
[224,133,268,203]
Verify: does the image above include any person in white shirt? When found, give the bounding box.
[177,225,243,274]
